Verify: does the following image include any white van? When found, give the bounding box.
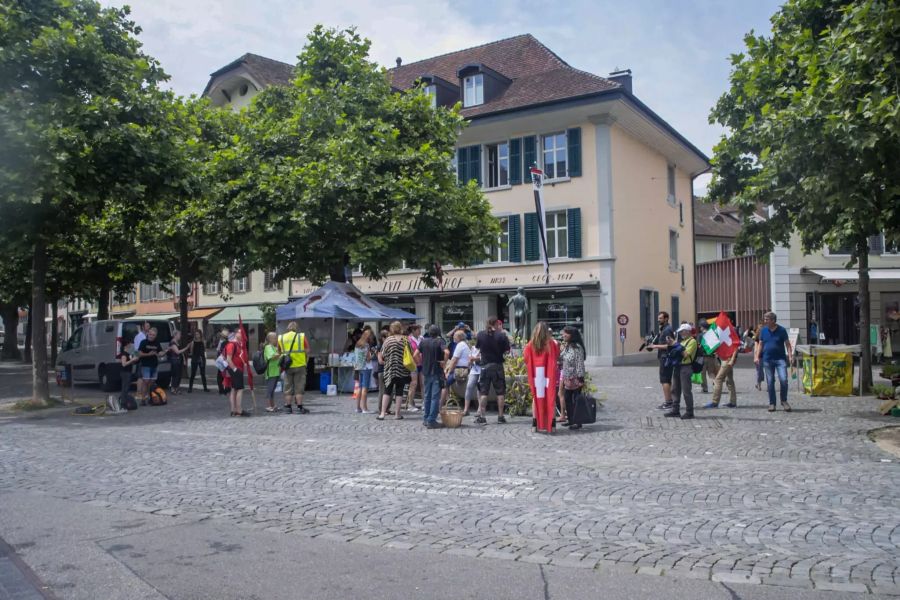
[57,319,175,391]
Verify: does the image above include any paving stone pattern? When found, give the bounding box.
[1,366,898,595]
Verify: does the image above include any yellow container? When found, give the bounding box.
[801,352,853,396]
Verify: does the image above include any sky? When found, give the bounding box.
[107,0,785,193]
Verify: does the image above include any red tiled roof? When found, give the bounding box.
[389,34,620,117]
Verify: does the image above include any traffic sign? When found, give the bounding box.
[617,314,629,326]
[619,327,627,340]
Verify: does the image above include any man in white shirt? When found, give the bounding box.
[444,330,471,409]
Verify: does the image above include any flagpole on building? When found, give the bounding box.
[530,166,550,284]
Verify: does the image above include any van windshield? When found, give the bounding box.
[122,321,173,345]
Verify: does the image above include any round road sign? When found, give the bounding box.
[617,314,629,326]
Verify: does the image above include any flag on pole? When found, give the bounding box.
[530,166,550,283]
[700,312,740,360]
[238,313,253,390]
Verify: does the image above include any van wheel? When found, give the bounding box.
[99,365,118,392]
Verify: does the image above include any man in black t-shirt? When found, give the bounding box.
[416,324,446,429]
[138,328,165,404]
[649,311,677,410]
[474,317,511,425]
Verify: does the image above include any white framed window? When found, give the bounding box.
[423,84,436,108]
[545,211,568,259]
[884,235,899,255]
[463,74,484,107]
[667,164,676,204]
[489,217,510,262]
[669,229,678,270]
[541,132,567,179]
[203,281,219,295]
[233,276,250,293]
[486,142,509,188]
[717,242,734,260]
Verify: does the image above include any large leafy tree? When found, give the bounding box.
[222,27,498,286]
[137,96,241,335]
[0,0,170,403]
[708,0,900,391]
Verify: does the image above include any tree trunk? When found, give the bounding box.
[0,303,21,361]
[328,253,351,283]
[23,305,32,363]
[858,238,872,393]
[31,238,49,405]
[97,284,110,320]
[50,299,59,367]
[178,264,191,337]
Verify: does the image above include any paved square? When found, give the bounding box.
[0,363,898,597]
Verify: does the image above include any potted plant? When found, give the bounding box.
[879,365,900,382]
[873,383,895,400]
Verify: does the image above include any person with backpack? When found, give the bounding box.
[665,323,697,419]
[225,328,250,417]
[278,321,310,414]
[261,332,282,413]
[137,328,166,406]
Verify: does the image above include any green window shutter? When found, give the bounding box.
[469,145,481,186]
[566,207,582,258]
[523,136,537,182]
[524,212,539,261]
[653,292,660,325]
[509,138,522,185]
[640,291,648,338]
[456,147,468,184]
[508,214,522,262]
[567,127,582,177]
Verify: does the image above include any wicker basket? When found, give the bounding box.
[440,408,464,428]
[440,395,464,428]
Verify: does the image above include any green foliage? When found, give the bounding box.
[503,352,530,416]
[872,383,895,399]
[708,0,900,259]
[221,26,499,286]
[259,302,277,334]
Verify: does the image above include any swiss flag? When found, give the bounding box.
[713,312,740,360]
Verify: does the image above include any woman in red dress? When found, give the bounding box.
[524,322,560,433]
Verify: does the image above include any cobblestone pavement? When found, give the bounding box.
[0,364,898,596]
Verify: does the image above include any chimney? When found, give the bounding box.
[396,57,402,67]
[608,68,632,93]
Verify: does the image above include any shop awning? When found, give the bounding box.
[187,307,222,320]
[142,312,180,320]
[208,306,263,324]
[808,268,900,281]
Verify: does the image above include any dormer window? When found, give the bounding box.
[463,74,484,107]
[423,84,437,108]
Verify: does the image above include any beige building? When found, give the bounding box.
[201,35,709,365]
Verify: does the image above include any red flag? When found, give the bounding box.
[239,313,253,390]
[713,312,740,360]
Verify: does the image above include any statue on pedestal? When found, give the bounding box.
[507,287,529,341]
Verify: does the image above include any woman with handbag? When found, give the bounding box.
[377,321,412,421]
[524,322,560,433]
[559,326,587,430]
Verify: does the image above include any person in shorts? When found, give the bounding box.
[137,328,165,406]
[225,328,250,417]
[475,317,511,425]
[649,311,677,410]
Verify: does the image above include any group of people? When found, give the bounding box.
[342,317,588,432]
[651,310,793,419]
[117,323,209,406]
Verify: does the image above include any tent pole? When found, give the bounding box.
[331,317,336,396]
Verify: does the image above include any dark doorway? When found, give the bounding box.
[818,293,858,345]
